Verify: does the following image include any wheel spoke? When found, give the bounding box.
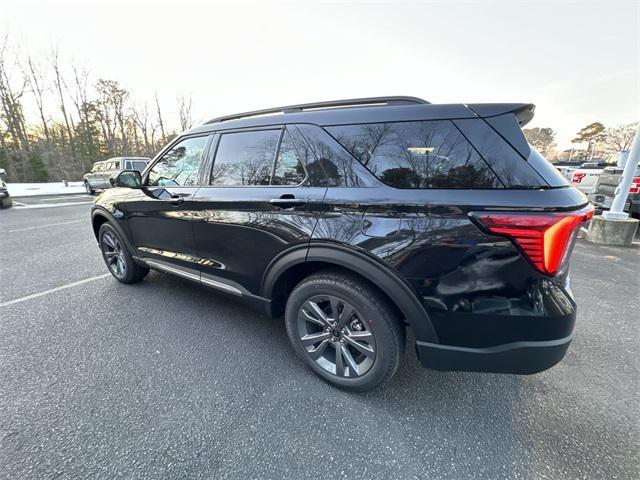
[304,300,329,326]
[105,251,117,259]
[300,331,330,346]
[308,339,330,360]
[337,304,355,328]
[102,234,116,249]
[343,334,375,359]
[116,256,126,275]
[334,342,345,376]
[329,296,341,320]
[341,344,360,375]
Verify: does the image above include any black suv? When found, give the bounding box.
[91,96,592,391]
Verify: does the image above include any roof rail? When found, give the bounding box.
[204,96,429,125]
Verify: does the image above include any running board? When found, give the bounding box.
[143,259,243,296]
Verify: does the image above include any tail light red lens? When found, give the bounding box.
[630,177,640,194]
[471,206,594,276]
[572,172,586,183]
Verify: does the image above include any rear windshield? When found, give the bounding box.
[325,120,501,189]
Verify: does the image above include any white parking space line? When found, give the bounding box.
[14,201,93,209]
[7,219,85,233]
[0,274,111,308]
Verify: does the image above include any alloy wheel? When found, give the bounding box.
[296,294,376,377]
[101,231,127,277]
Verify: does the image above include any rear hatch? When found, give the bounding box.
[460,103,592,278]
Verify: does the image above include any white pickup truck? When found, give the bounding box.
[570,162,609,194]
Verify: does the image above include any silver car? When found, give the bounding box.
[83,157,150,194]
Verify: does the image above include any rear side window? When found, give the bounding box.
[326,120,501,189]
[272,130,306,186]
[454,118,547,188]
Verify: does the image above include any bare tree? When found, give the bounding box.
[50,47,74,145]
[24,56,51,141]
[178,94,192,131]
[155,91,166,141]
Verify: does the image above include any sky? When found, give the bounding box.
[1,0,639,150]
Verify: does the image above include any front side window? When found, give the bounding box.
[148,136,208,187]
[326,120,500,189]
[210,130,281,186]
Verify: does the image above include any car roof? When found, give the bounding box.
[186,96,533,136]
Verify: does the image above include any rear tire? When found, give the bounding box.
[285,270,404,392]
[98,223,148,284]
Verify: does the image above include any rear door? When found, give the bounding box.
[192,125,326,295]
[125,135,212,274]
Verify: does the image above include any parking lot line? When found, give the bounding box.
[0,274,110,308]
[7,219,85,233]
[13,201,94,209]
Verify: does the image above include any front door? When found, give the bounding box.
[125,135,211,275]
[192,126,327,295]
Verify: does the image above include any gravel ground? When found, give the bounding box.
[1,199,638,479]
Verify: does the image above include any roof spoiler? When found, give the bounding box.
[466,103,535,126]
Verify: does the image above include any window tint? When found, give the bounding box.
[211,130,280,186]
[148,136,208,187]
[453,119,546,188]
[295,124,377,187]
[272,130,306,185]
[326,121,500,189]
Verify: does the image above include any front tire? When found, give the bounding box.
[84,181,94,195]
[98,223,148,283]
[285,270,405,392]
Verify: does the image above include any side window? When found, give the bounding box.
[148,136,208,187]
[326,120,501,189]
[295,124,378,187]
[132,161,148,172]
[114,160,121,170]
[210,130,280,186]
[272,130,306,185]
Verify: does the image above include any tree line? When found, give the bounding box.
[0,35,192,182]
[524,121,637,163]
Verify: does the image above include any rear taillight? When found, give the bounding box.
[572,172,586,183]
[471,206,594,276]
[630,177,640,194]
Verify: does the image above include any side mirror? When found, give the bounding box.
[111,169,142,188]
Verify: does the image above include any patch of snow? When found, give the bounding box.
[6,182,86,197]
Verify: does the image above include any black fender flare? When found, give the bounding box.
[261,244,439,344]
[91,207,137,258]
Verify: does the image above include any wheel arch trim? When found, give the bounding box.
[91,207,137,257]
[261,243,439,344]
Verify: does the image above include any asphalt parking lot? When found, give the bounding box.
[1,195,639,480]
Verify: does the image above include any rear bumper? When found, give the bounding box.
[416,334,572,374]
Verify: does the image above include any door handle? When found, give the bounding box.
[270,194,307,208]
[170,194,186,205]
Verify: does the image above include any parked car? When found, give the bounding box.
[552,161,583,181]
[91,96,592,391]
[588,164,640,218]
[0,168,11,209]
[570,161,610,194]
[83,157,150,194]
